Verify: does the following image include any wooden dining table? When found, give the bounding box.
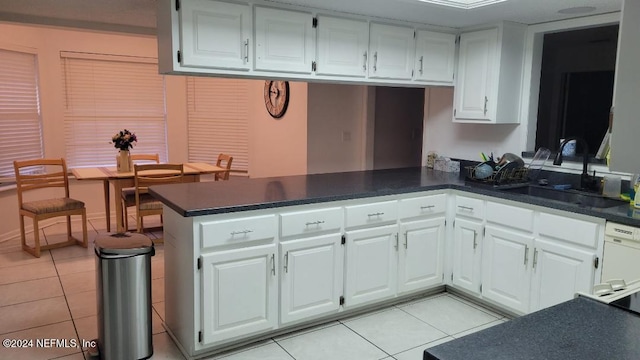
[72,163,226,233]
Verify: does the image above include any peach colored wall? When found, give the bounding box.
[0,22,309,240]
[248,80,308,178]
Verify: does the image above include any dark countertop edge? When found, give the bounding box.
[150,178,640,227]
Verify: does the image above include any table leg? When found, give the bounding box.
[112,179,126,233]
[103,180,111,232]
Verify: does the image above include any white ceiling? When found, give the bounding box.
[0,0,623,35]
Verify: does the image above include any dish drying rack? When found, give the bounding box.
[465,165,530,186]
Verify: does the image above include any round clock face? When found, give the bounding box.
[264,80,289,118]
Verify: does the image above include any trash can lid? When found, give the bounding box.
[95,233,154,257]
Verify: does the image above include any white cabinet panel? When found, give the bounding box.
[280,234,344,324]
[482,225,533,314]
[454,195,485,220]
[316,16,369,77]
[452,218,483,294]
[454,28,497,121]
[179,0,252,70]
[200,214,276,249]
[398,217,445,294]
[453,22,525,124]
[538,212,599,248]
[399,194,447,220]
[530,238,595,312]
[344,225,398,307]
[368,23,415,80]
[280,207,343,238]
[254,7,314,73]
[345,200,398,228]
[486,202,534,233]
[201,244,278,345]
[414,30,456,83]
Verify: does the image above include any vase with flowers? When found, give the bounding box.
[111,129,137,173]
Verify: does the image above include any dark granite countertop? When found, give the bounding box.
[148,167,640,227]
[423,296,640,360]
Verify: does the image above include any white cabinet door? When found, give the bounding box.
[179,0,252,70]
[454,28,497,121]
[280,234,344,324]
[482,225,533,314]
[452,218,483,294]
[414,30,456,83]
[398,217,445,294]
[316,16,369,77]
[368,23,415,80]
[201,244,278,345]
[530,238,595,312]
[344,225,398,307]
[254,7,314,73]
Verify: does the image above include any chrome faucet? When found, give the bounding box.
[553,136,598,191]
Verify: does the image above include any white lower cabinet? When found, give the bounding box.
[280,234,344,324]
[200,244,278,345]
[452,217,483,294]
[481,225,533,314]
[344,224,398,307]
[398,217,445,294]
[529,238,595,312]
[479,201,601,315]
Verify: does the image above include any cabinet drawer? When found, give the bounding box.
[201,215,277,248]
[454,196,484,220]
[399,194,446,219]
[280,207,343,237]
[538,212,598,248]
[345,200,398,228]
[486,202,534,232]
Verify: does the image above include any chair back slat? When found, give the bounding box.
[131,153,160,164]
[134,163,184,204]
[215,153,233,181]
[14,159,71,205]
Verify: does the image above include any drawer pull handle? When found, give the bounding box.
[395,233,399,250]
[367,212,385,217]
[284,252,289,273]
[524,245,529,266]
[363,51,367,71]
[533,248,539,269]
[473,231,478,250]
[230,229,253,236]
[404,231,408,249]
[305,220,325,226]
[271,254,276,276]
[420,205,435,210]
[458,205,474,211]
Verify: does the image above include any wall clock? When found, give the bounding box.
[264,80,289,118]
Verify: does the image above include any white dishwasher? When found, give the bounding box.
[602,222,640,282]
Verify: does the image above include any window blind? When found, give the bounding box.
[61,52,167,168]
[187,77,249,172]
[0,49,43,178]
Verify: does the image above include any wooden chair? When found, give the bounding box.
[125,163,184,236]
[13,158,88,258]
[121,154,160,231]
[215,153,233,181]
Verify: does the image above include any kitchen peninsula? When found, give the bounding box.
[149,167,639,359]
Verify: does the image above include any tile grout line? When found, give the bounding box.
[340,321,393,359]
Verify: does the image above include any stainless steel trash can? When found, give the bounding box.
[94,233,155,360]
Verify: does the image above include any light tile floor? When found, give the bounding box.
[0,216,509,360]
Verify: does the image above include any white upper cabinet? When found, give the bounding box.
[453,22,526,124]
[179,0,252,70]
[254,6,314,74]
[368,23,415,80]
[315,15,369,77]
[414,30,456,83]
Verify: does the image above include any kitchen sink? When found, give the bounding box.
[499,185,628,209]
